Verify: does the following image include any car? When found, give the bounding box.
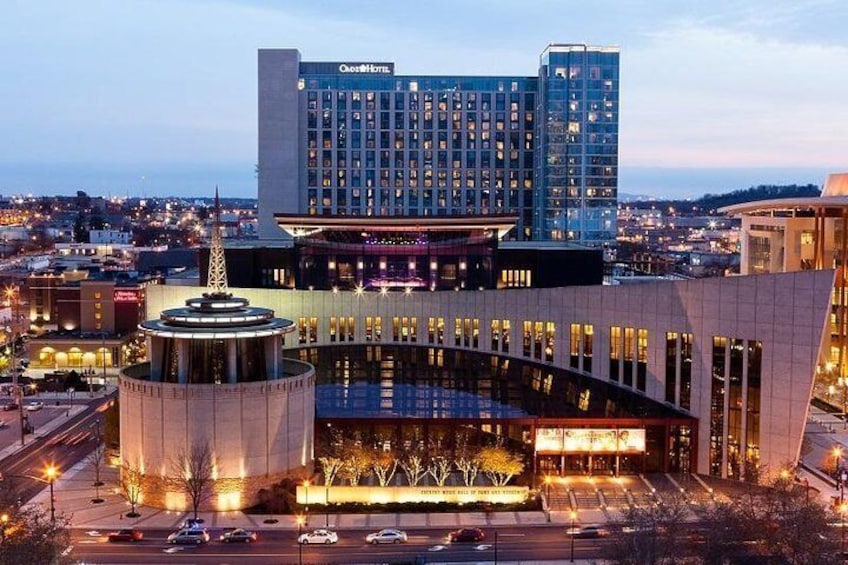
[365,529,408,544]
[219,528,257,543]
[0,421,7,429]
[566,524,610,538]
[447,528,486,543]
[107,528,143,542]
[24,401,43,412]
[167,528,210,545]
[297,529,339,545]
[1,402,18,412]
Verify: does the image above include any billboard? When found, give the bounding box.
[534,428,646,454]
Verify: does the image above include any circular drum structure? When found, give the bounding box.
[119,291,314,511]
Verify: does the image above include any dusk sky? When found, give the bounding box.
[1,0,846,198]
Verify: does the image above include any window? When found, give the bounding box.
[609,326,621,381]
[583,325,593,374]
[710,337,726,477]
[570,323,580,368]
[636,329,648,391]
[522,321,532,357]
[491,320,501,351]
[366,316,382,342]
[623,327,634,387]
[665,332,678,403]
[502,320,510,353]
[680,333,693,410]
[545,322,555,362]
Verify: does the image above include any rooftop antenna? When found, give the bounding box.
[206,185,230,297]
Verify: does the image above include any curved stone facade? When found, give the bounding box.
[119,359,315,511]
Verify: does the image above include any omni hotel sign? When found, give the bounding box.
[535,428,646,454]
[301,62,395,75]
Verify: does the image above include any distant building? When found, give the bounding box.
[88,229,131,245]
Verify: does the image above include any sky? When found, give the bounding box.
[1,0,846,198]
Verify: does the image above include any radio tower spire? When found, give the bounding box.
[206,186,229,296]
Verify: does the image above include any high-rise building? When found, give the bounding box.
[258,44,619,246]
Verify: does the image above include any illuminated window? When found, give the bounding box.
[570,324,580,368]
[583,325,593,374]
[609,326,622,381]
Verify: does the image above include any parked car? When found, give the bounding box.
[107,529,143,542]
[167,528,210,545]
[1,402,18,412]
[0,421,7,429]
[447,528,486,543]
[297,529,339,545]
[24,401,43,412]
[219,528,257,543]
[566,524,610,538]
[365,529,408,544]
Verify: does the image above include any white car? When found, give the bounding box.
[24,401,43,412]
[365,529,408,544]
[298,529,338,545]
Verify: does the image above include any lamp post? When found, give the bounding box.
[325,480,330,528]
[839,377,848,429]
[44,464,58,523]
[296,514,305,565]
[841,503,848,556]
[303,479,310,524]
[570,510,577,562]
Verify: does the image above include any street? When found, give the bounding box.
[70,525,608,564]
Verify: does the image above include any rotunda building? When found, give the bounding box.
[119,193,314,512]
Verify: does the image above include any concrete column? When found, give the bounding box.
[264,335,280,379]
[149,336,162,381]
[227,340,237,384]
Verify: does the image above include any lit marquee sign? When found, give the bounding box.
[535,428,646,454]
[113,290,140,303]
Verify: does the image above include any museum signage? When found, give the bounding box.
[534,427,646,453]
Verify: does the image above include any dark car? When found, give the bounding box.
[220,528,257,543]
[1,402,18,412]
[447,528,486,543]
[107,528,143,542]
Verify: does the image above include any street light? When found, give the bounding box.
[303,479,310,523]
[44,464,58,523]
[570,510,577,562]
[296,514,305,565]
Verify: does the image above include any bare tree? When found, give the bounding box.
[170,441,214,520]
[340,442,373,486]
[87,442,106,503]
[119,458,144,518]
[427,456,452,486]
[400,454,427,486]
[692,471,839,564]
[478,446,524,486]
[0,504,73,565]
[454,431,480,486]
[607,495,690,565]
[371,449,398,487]
[318,456,344,488]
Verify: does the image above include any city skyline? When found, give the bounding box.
[1,0,846,198]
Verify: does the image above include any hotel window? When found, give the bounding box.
[392,317,400,342]
[428,317,444,345]
[680,333,693,410]
[609,326,621,381]
[545,322,555,362]
[522,321,532,357]
[710,337,727,477]
[454,318,462,346]
[410,317,417,343]
[583,325,593,374]
[502,320,510,353]
[472,318,479,348]
[339,317,354,342]
[570,324,580,368]
[308,317,317,343]
[623,327,635,387]
[636,329,648,392]
[665,332,678,403]
[500,269,531,288]
[329,317,337,342]
[491,320,501,351]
